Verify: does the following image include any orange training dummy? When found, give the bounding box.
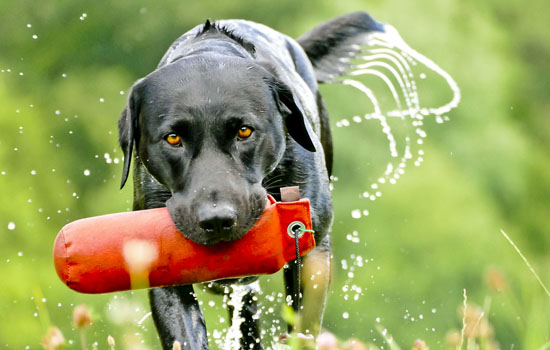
[53,195,315,294]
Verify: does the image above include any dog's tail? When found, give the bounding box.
[297,11,385,84]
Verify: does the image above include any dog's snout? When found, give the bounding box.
[198,204,237,236]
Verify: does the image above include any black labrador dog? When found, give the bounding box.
[118,12,384,350]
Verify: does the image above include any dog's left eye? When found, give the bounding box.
[237,126,253,140]
[165,133,182,146]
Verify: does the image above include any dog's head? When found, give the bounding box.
[118,56,315,245]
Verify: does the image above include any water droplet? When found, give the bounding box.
[32,34,38,39]
[342,312,349,319]
[83,169,90,176]
[351,209,361,219]
[8,222,16,230]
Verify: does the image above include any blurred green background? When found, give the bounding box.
[1,0,548,349]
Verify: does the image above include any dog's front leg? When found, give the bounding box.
[149,285,209,350]
[284,235,331,338]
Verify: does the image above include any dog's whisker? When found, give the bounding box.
[262,175,288,188]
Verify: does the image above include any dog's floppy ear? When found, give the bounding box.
[118,84,141,189]
[272,80,316,152]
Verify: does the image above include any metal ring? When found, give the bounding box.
[287,221,305,238]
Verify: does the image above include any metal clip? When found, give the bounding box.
[287,221,306,238]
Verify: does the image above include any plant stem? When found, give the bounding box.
[80,329,87,350]
[500,230,550,299]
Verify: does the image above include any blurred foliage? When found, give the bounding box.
[0,0,548,349]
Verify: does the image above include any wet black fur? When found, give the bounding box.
[196,19,257,57]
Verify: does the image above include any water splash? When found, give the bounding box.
[223,282,260,350]
[333,24,460,214]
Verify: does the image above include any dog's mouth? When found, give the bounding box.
[167,192,267,246]
[184,232,237,246]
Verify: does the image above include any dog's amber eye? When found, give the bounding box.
[165,133,181,146]
[237,126,253,139]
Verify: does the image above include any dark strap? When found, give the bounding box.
[280,186,302,312]
[294,227,301,312]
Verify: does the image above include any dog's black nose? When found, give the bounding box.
[198,205,237,236]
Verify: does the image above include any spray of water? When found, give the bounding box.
[318,23,462,347]
[223,282,261,350]
[333,24,461,218]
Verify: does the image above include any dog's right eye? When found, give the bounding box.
[165,133,182,146]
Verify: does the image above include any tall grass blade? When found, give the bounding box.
[499,230,550,299]
[459,288,467,350]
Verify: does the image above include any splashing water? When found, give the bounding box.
[223,282,260,350]
[333,24,460,216]
[224,286,247,350]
